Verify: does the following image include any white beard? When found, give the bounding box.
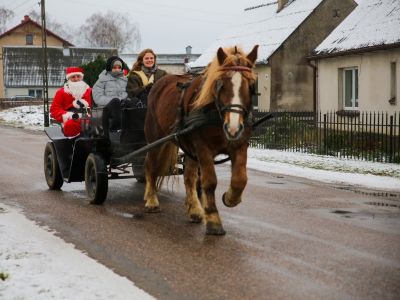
[64,80,89,99]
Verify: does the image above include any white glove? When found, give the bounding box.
[62,111,75,123]
[73,99,89,109]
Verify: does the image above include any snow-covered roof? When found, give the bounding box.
[3,47,116,87]
[190,0,324,68]
[315,0,400,56]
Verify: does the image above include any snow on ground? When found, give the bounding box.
[248,148,400,192]
[0,105,44,131]
[0,204,154,300]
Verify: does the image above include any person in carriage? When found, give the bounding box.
[50,67,92,137]
[126,48,167,106]
[92,56,131,133]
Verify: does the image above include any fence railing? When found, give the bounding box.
[251,111,400,163]
[0,98,46,110]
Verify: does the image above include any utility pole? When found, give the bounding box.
[40,0,49,127]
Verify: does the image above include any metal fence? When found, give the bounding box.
[0,98,44,110]
[251,111,400,163]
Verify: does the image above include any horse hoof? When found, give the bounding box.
[145,206,161,213]
[189,214,203,223]
[222,192,240,208]
[206,223,226,235]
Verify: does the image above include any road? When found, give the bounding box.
[0,125,399,300]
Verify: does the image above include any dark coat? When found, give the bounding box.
[126,68,167,100]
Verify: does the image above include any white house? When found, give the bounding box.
[312,0,400,114]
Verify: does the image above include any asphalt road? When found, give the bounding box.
[0,125,399,300]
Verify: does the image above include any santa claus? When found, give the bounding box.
[50,67,92,137]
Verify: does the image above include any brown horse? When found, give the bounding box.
[144,45,258,235]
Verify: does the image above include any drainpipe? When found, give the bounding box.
[308,59,318,114]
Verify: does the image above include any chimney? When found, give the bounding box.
[23,15,30,22]
[277,0,288,13]
[186,45,192,55]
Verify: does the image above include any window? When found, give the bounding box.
[28,89,43,98]
[343,68,358,109]
[390,62,397,104]
[26,34,33,45]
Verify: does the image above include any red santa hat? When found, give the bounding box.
[65,67,84,80]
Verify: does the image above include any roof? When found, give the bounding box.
[3,46,117,87]
[314,0,400,56]
[190,0,324,68]
[0,16,74,47]
[120,53,201,68]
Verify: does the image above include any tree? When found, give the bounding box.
[80,56,107,87]
[0,7,14,34]
[79,11,141,52]
[28,10,75,44]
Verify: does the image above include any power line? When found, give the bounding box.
[13,2,39,16]
[66,0,236,25]
[9,0,33,12]
[120,0,241,17]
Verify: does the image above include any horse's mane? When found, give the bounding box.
[193,46,257,110]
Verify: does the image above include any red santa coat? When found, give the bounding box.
[50,86,92,137]
[50,87,92,122]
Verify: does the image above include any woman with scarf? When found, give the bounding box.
[126,48,167,106]
[93,56,129,132]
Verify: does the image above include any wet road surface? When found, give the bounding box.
[0,125,399,300]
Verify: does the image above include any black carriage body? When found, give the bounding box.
[44,107,147,183]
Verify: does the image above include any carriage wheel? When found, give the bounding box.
[85,153,108,205]
[44,142,64,190]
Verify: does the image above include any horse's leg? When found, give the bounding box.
[143,150,160,213]
[198,152,225,235]
[184,157,204,223]
[222,144,248,208]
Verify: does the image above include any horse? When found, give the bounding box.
[143,45,258,235]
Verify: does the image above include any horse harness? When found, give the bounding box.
[173,66,257,163]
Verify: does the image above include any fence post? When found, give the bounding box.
[389,115,394,163]
[323,113,327,155]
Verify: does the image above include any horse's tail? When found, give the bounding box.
[155,141,179,190]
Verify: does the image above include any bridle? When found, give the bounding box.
[214,65,254,124]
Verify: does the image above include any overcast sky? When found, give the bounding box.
[6,0,262,54]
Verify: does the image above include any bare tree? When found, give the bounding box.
[28,10,75,43]
[0,7,14,34]
[79,11,141,52]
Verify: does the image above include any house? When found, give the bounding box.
[0,15,116,98]
[311,0,400,114]
[2,46,117,98]
[189,0,357,111]
[120,46,200,74]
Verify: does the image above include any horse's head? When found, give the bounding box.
[194,45,258,141]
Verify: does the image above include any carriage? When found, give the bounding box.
[43,106,184,204]
[44,45,273,235]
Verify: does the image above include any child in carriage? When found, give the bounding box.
[92,56,132,133]
[50,67,92,137]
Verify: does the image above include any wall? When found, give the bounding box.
[317,48,400,112]
[254,64,271,110]
[268,0,357,111]
[5,87,58,98]
[158,64,186,75]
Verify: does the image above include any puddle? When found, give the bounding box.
[106,208,144,219]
